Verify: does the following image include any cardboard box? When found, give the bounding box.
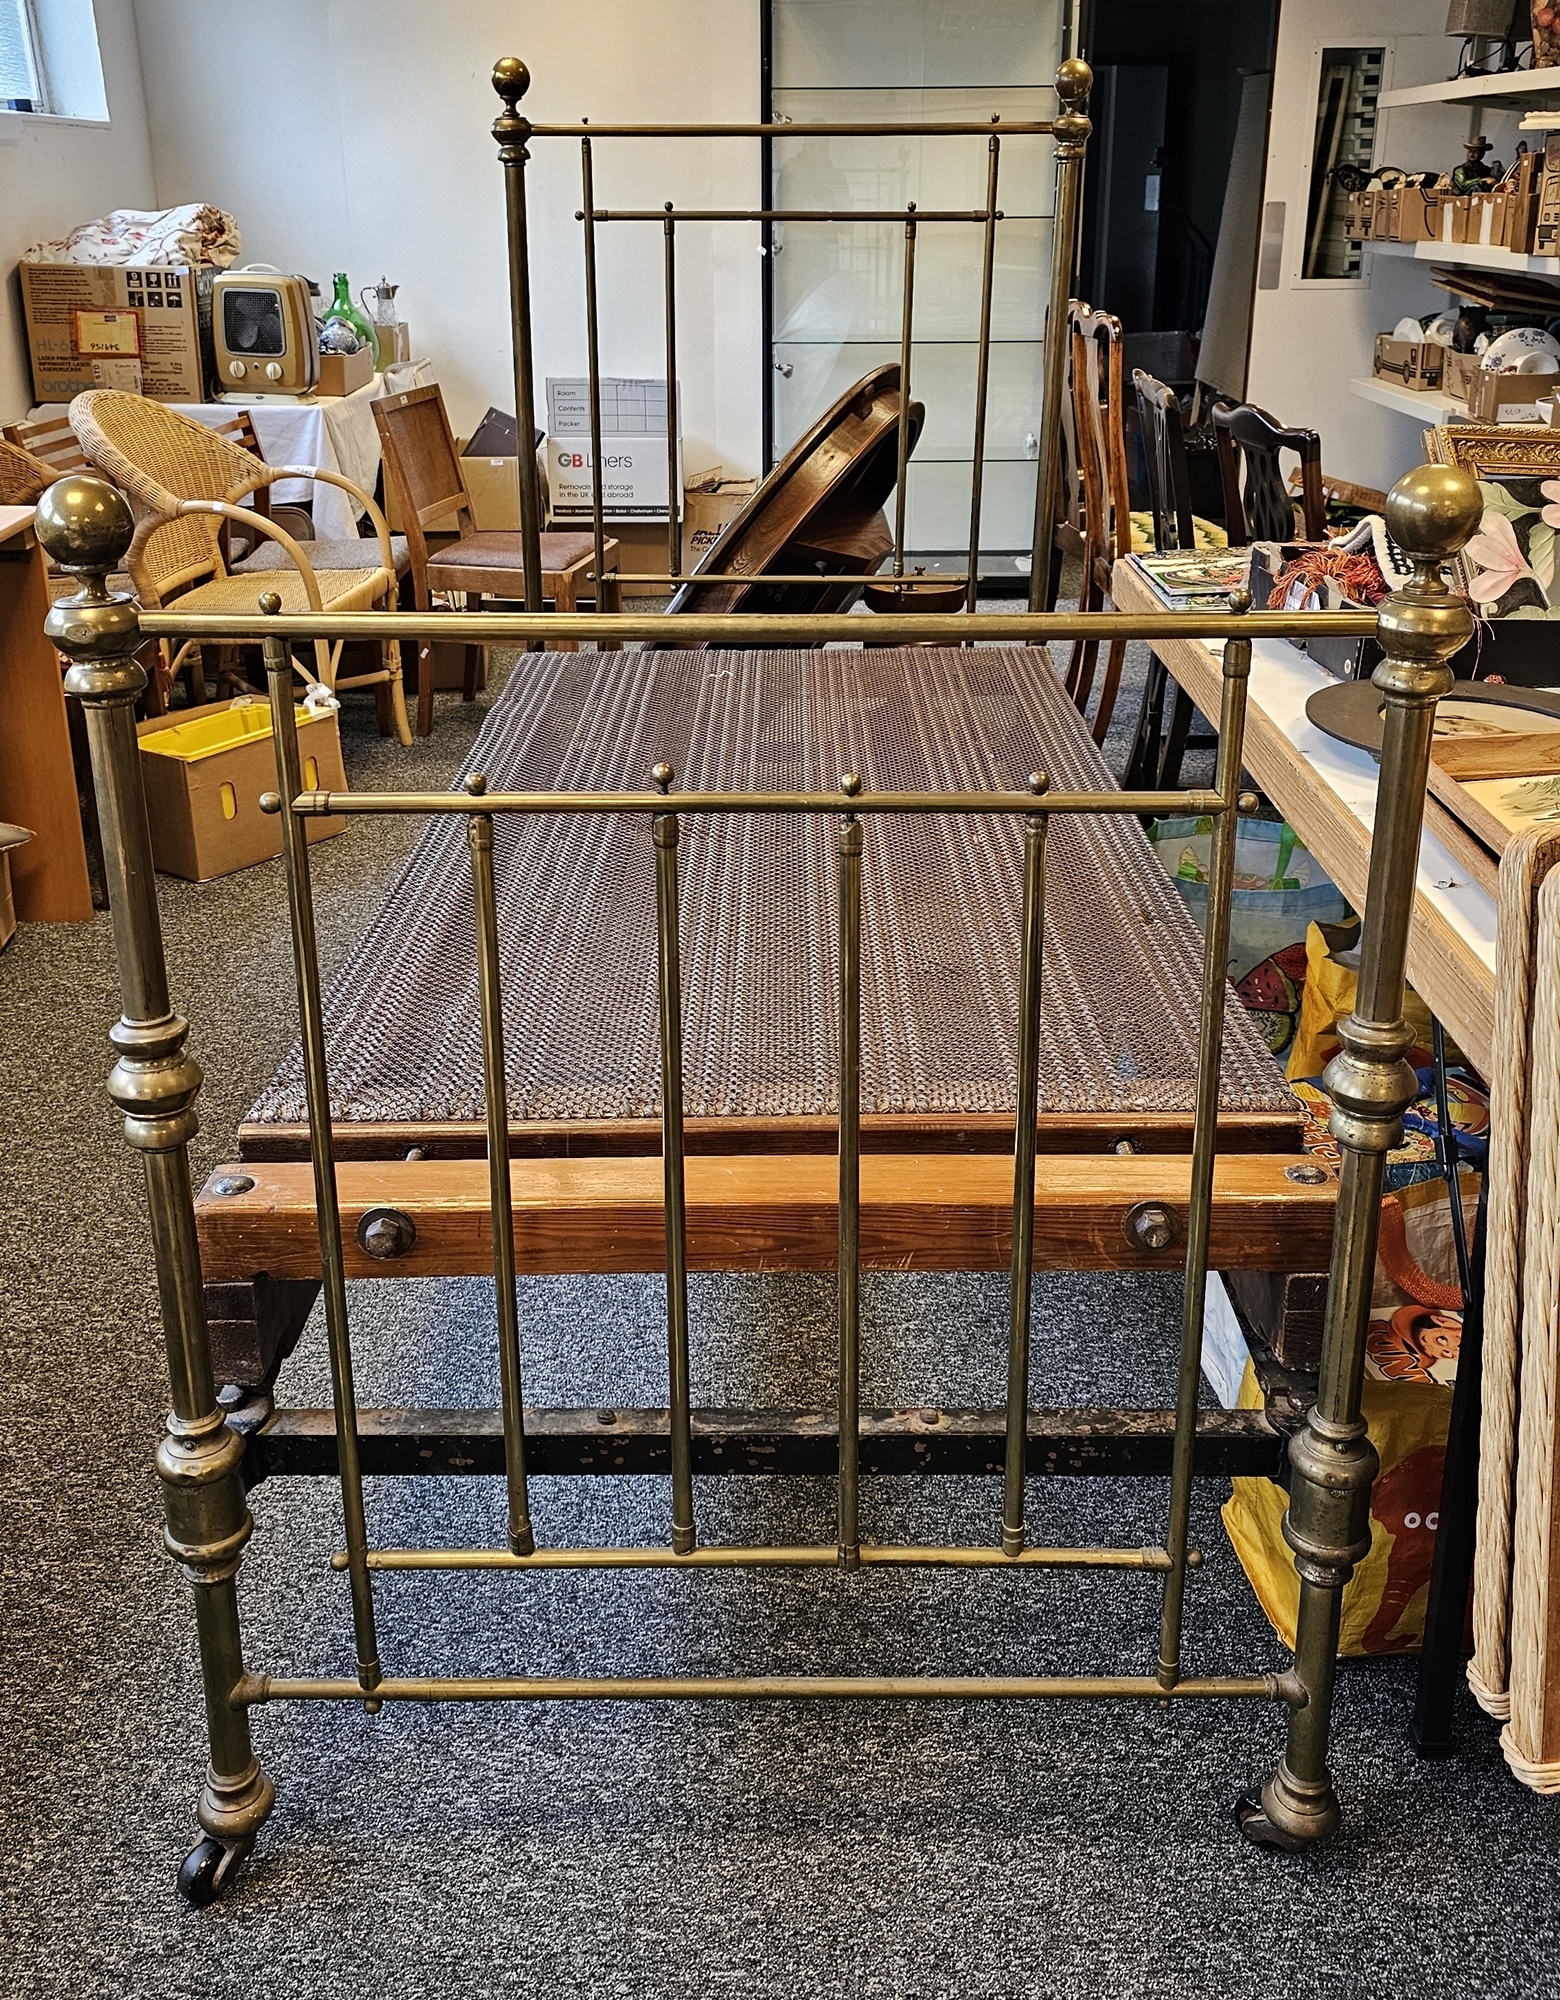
[18,259,203,403]
[1344,189,1372,240]
[683,471,757,567]
[1506,152,1542,252]
[1385,188,1440,243]
[137,700,346,881]
[1373,335,1444,392]
[1464,370,1557,424]
[1537,134,1560,255]
[1443,349,1480,404]
[316,346,375,398]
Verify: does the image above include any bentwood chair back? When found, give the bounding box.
[1212,402,1326,546]
[1132,369,1197,555]
[1061,305,1133,745]
[374,382,618,734]
[72,389,411,741]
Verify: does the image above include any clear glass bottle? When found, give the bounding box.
[319,271,380,367]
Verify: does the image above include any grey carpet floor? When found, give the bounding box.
[1,639,1555,2000]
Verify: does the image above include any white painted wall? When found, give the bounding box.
[0,0,155,421]
[131,0,763,479]
[1247,0,1525,493]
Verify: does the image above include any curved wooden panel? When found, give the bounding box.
[665,364,922,623]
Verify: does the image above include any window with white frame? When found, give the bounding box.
[0,0,48,111]
[1,0,108,120]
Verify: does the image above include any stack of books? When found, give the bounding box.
[1125,549,1251,610]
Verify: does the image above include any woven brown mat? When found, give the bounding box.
[249,647,1293,1126]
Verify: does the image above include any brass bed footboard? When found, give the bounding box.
[39,460,1479,1900]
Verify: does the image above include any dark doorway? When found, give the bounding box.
[1077,0,1279,385]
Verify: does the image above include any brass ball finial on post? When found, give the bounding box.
[1241,463,1477,1854]
[491,54,531,115]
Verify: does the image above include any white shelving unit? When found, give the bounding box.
[1365,237,1560,277]
[1348,375,1465,421]
[1378,68,1560,113]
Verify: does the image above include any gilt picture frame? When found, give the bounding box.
[1423,422,1560,600]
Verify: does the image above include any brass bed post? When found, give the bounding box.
[580,137,609,615]
[258,604,382,1701]
[653,764,695,1554]
[37,479,275,1903]
[1027,58,1091,613]
[837,775,865,1569]
[493,58,545,616]
[1002,774,1049,1557]
[964,131,1001,618]
[1157,602,1252,1687]
[464,773,535,1557]
[1240,466,1479,1851]
[892,208,918,580]
[664,206,681,581]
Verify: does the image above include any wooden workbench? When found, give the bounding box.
[1113,558,1496,1075]
[0,506,93,922]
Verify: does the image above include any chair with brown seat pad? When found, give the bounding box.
[71,389,411,742]
[373,383,618,736]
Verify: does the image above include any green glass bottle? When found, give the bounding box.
[320,271,380,368]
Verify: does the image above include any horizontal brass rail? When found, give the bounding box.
[585,208,1000,223]
[285,785,1223,819]
[335,1542,1202,1573]
[131,607,1378,645]
[236,1671,1305,1705]
[530,121,1056,139]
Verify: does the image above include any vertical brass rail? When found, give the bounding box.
[1157,613,1251,1687]
[465,774,535,1557]
[653,765,695,1554]
[837,775,864,1569]
[1002,775,1050,1556]
[1028,60,1092,612]
[580,137,609,615]
[39,481,276,1885]
[260,617,381,1698]
[493,60,545,615]
[965,134,1001,618]
[1243,467,1480,1850]
[892,207,918,580]
[663,205,681,581]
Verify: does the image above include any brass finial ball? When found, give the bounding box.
[492,57,531,107]
[1055,57,1093,104]
[1385,464,1482,562]
[34,476,133,572]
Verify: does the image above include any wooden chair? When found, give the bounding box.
[71,389,411,742]
[1059,304,1133,745]
[373,383,620,736]
[3,412,92,482]
[1124,370,1220,791]
[1213,402,1326,546]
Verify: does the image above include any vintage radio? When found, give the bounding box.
[210,265,317,399]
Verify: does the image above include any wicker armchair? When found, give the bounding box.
[70,389,412,745]
[0,438,53,508]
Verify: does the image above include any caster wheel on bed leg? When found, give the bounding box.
[1234,1783,1322,1854]
[177,1835,251,1907]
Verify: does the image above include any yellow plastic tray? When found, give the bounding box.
[141,705,315,763]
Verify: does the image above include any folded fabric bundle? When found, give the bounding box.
[23,203,240,269]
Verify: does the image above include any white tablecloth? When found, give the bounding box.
[31,380,387,540]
